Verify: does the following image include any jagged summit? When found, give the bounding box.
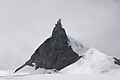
[52,19,69,45]
[55,19,62,27]
[52,19,65,36]
[14,19,80,73]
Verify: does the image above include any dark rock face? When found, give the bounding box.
[113,57,120,66]
[15,19,80,73]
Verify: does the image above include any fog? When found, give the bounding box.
[0,0,120,70]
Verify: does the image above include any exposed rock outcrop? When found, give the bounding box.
[113,57,120,66]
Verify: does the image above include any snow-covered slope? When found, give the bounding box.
[1,74,120,80]
[14,65,58,75]
[60,47,120,74]
[68,36,88,56]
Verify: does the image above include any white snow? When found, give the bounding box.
[14,65,58,75]
[0,71,12,76]
[1,73,120,80]
[68,36,88,55]
[60,47,120,74]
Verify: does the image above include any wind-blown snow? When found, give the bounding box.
[60,48,120,74]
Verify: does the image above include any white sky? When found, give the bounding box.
[0,0,120,70]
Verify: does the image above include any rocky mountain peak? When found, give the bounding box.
[55,19,62,27]
[52,19,69,45]
[14,19,80,73]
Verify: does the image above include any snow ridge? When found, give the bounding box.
[68,36,88,55]
[60,47,120,74]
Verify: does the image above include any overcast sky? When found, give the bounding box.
[0,0,120,70]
